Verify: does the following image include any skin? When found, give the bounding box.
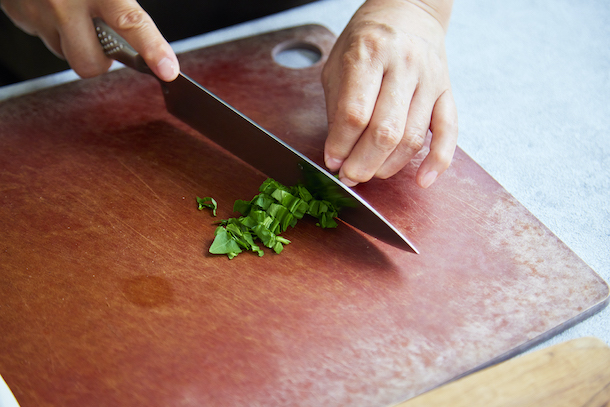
[322,0,458,188]
[1,0,457,188]
[0,0,179,81]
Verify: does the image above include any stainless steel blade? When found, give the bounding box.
[162,74,418,253]
[93,18,418,253]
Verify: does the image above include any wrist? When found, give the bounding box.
[361,0,453,33]
[404,0,453,31]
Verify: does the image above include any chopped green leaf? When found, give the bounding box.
[209,227,242,259]
[233,199,251,216]
[292,184,313,202]
[196,196,217,216]
[205,178,341,259]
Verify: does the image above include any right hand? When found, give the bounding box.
[0,0,179,81]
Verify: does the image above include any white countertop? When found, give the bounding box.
[446,0,610,351]
[0,0,608,404]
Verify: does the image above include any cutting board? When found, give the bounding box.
[0,25,607,407]
[396,337,610,407]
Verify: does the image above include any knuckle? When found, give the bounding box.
[342,22,395,68]
[354,21,397,45]
[342,39,380,69]
[370,122,403,152]
[342,165,372,184]
[113,8,150,32]
[342,103,370,130]
[402,129,426,153]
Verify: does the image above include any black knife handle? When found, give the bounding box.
[92,17,153,76]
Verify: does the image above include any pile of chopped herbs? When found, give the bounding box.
[197,178,341,259]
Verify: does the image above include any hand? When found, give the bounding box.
[322,0,458,188]
[0,0,179,81]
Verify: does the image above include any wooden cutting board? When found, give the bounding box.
[396,337,610,407]
[0,25,607,407]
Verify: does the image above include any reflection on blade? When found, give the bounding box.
[299,161,418,253]
[161,74,418,253]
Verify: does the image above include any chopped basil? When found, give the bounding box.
[205,178,341,259]
[209,227,242,259]
[196,196,217,216]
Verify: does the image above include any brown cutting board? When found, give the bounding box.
[0,25,607,407]
[396,337,610,407]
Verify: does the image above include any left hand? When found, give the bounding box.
[322,0,458,188]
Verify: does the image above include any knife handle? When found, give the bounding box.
[93,17,153,76]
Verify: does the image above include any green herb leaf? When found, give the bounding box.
[196,196,217,217]
[205,178,340,259]
[233,199,251,216]
[209,227,242,259]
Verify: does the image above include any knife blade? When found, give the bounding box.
[93,18,418,253]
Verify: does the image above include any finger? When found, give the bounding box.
[0,1,36,35]
[322,46,383,173]
[38,28,65,60]
[57,9,113,77]
[416,89,458,188]
[1,1,65,59]
[374,86,436,180]
[338,68,415,185]
[321,57,340,148]
[100,0,179,81]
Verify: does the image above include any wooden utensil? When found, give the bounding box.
[395,337,610,407]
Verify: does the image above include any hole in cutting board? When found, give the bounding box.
[273,41,322,69]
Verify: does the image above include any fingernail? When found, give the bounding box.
[421,170,438,189]
[157,57,178,81]
[325,156,343,171]
[340,177,358,187]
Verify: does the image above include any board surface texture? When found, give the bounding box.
[0,25,608,407]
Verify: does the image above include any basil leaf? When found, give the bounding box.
[233,199,251,216]
[205,178,340,259]
[196,196,217,216]
[209,227,242,258]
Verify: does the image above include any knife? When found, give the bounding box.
[93,18,418,253]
